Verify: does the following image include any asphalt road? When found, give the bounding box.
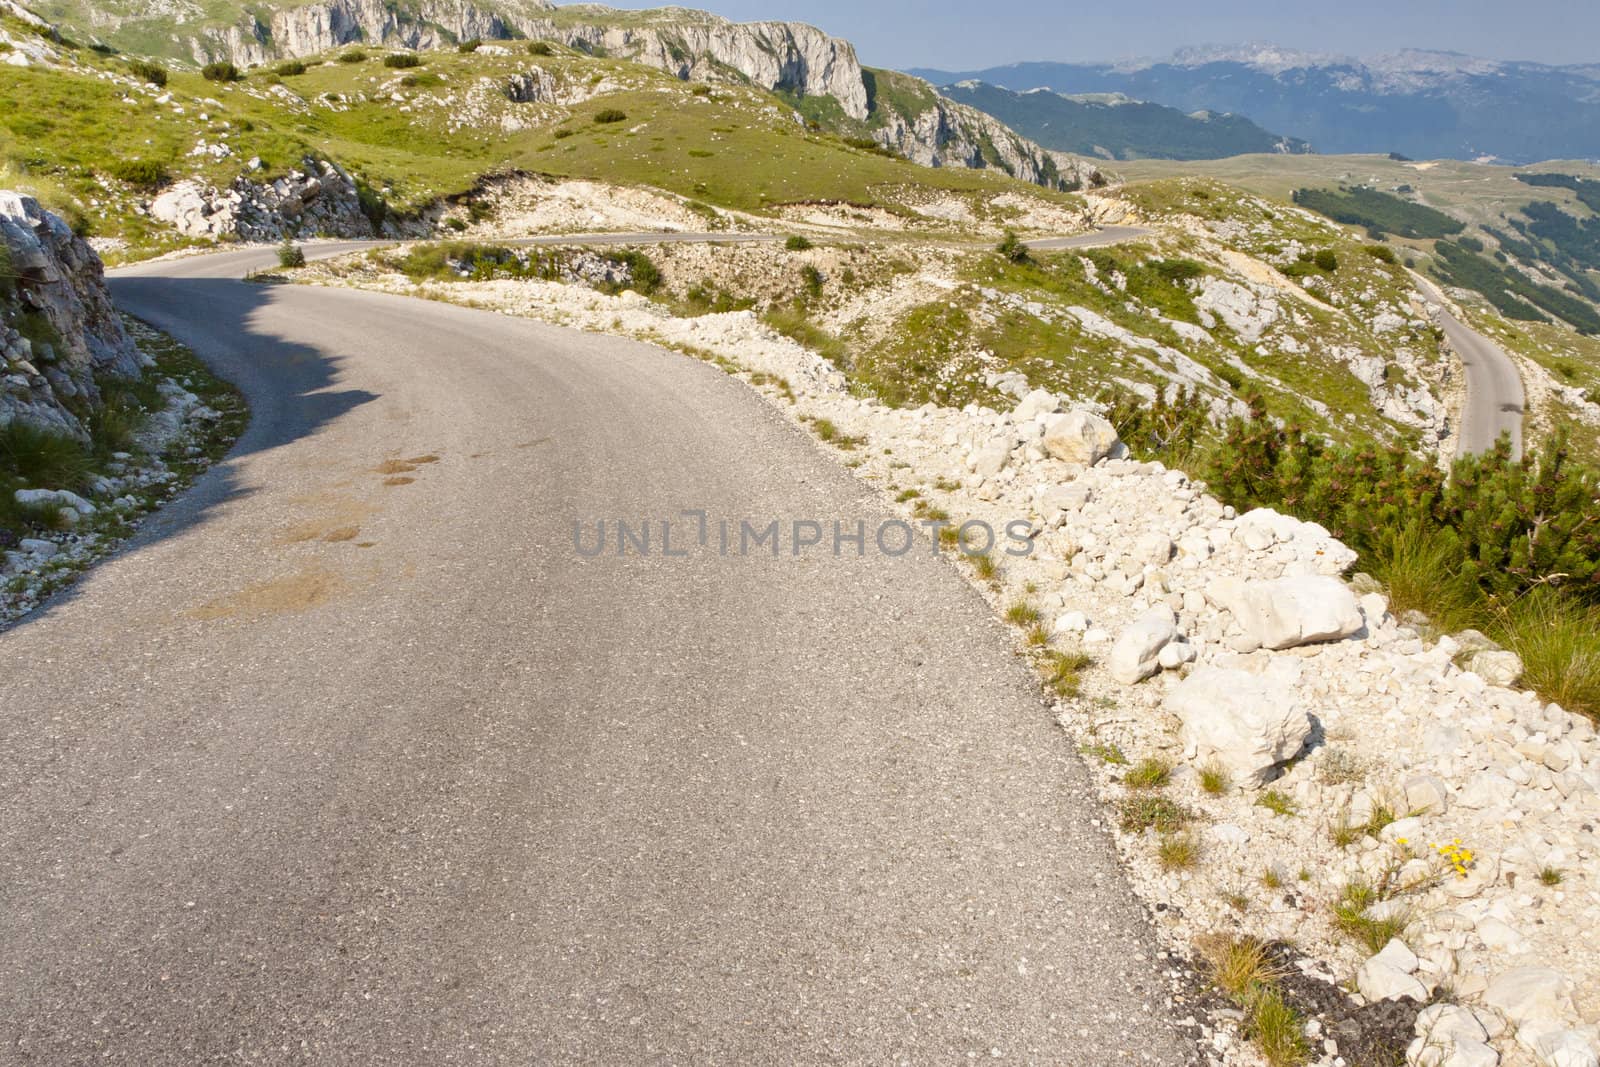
[0,245,1190,1063]
[1025,225,1152,252]
[1415,278,1525,458]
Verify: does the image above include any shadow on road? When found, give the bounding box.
[3,274,377,635]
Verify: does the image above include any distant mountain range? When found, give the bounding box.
[937,81,1311,160]
[913,44,1600,163]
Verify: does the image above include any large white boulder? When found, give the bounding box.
[1108,607,1178,685]
[1013,388,1059,421]
[969,435,1011,478]
[1168,668,1311,788]
[1041,409,1120,466]
[1358,939,1428,1002]
[1409,1003,1496,1067]
[1208,574,1364,650]
[1535,1030,1599,1067]
[1464,649,1525,687]
[1484,967,1576,1028]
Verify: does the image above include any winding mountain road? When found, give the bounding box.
[1414,277,1525,459]
[0,244,1189,1063]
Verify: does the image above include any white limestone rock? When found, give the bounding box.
[1168,668,1311,788]
[1108,607,1178,685]
[1464,649,1525,687]
[1041,409,1120,467]
[1207,573,1363,650]
[1484,967,1577,1028]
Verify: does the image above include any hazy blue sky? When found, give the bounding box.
[573,1,1600,69]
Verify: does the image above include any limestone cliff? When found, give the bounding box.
[188,0,867,119]
[870,90,1105,191]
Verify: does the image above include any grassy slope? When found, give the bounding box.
[795,176,1433,447]
[0,41,1074,254]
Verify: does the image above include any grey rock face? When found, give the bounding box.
[526,16,870,121]
[206,2,870,121]
[504,67,557,104]
[207,0,531,66]
[0,192,144,438]
[869,92,1096,190]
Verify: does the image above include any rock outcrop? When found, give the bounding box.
[193,1,870,121]
[200,0,540,68]
[870,91,1101,190]
[1169,667,1312,788]
[0,193,145,438]
[524,14,870,121]
[148,159,426,243]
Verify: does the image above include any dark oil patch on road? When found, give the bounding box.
[406,454,441,465]
[322,526,360,543]
[374,459,418,475]
[384,476,415,486]
[186,566,345,621]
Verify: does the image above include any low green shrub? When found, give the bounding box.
[337,49,366,63]
[784,234,813,251]
[526,40,553,56]
[606,250,660,295]
[106,158,168,189]
[800,264,823,298]
[276,60,307,76]
[594,108,628,124]
[398,241,523,281]
[1111,390,1600,717]
[127,59,166,86]
[277,238,306,269]
[996,229,1029,264]
[457,38,481,53]
[382,53,421,69]
[200,61,239,82]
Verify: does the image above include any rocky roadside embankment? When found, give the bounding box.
[148,158,433,244]
[1,192,146,436]
[1,195,246,626]
[304,255,1600,1067]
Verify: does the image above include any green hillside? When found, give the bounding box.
[0,38,1073,256]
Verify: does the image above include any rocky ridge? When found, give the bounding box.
[304,251,1600,1067]
[25,0,1086,193]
